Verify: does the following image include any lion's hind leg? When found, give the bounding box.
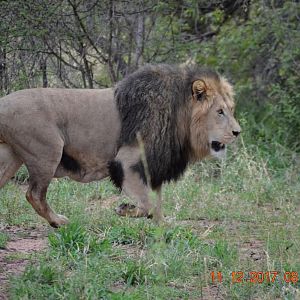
[0,142,22,188]
[13,134,69,227]
[26,181,69,228]
[25,152,70,227]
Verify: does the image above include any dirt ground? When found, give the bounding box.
[0,225,48,300]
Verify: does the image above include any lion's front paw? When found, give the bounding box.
[49,214,69,228]
[115,203,150,218]
[152,210,164,225]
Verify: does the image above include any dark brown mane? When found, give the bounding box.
[114,64,220,188]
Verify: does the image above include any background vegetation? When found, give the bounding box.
[0,0,299,299]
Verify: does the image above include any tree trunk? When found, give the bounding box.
[40,57,48,88]
[134,2,145,69]
[0,48,8,93]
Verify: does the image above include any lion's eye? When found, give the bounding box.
[217,109,224,115]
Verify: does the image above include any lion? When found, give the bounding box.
[0,64,240,227]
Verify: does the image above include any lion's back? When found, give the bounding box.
[0,88,120,150]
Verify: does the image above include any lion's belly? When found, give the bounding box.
[55,133,120,183]
[54,161,109,183]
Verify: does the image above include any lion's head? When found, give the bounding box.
[190,74,241,160]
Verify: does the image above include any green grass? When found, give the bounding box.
[0,232,9,249]
[1,141,300,299]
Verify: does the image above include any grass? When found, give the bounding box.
[0,232,9,249]
[0,139,300,299]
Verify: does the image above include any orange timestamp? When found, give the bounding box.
[211,271,299,284]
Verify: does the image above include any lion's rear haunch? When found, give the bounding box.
[114,64,221,189]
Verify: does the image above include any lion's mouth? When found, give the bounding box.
[211,141,225,152]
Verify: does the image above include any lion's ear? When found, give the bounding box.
[192,80,207,102]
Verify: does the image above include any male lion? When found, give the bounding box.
[0,64,240,227]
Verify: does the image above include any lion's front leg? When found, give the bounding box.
[152,186,164,224]
[110,145,153,218]
[115,163,152,218]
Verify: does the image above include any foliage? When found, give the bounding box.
[195,1,300,151]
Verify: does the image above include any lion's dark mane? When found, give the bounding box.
[115,64,219,189]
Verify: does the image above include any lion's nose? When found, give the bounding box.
[232,130,240,137]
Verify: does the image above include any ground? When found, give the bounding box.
[0,146,300,299]
[0,224,48,299]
